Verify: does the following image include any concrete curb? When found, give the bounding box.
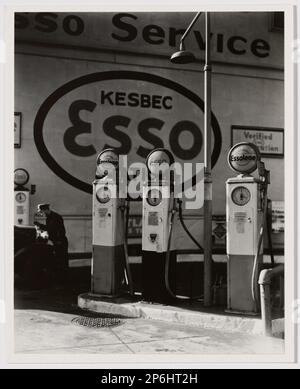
[78,293,284,336]
[78,293,141,318]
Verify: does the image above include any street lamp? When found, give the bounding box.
[170,42,195,64]
[170,12,201,63]
[170,12,213,307]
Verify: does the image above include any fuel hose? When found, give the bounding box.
[164,199,203,301]
[251,182,269,306]
[266,201,275,267]
[164,204,186,300]
[178,200,204,252]
[123,199,134,295]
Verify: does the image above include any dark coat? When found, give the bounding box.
[38,211,67,245]
[46,211,67,244]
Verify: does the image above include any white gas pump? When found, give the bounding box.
[91,149,131,296]
[141,149,177,303]
[226,142,270,314]
[14,168,34,226]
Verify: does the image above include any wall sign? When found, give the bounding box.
[212,215,226,246]
[272,201,284,233]
[14,112,22,148]
[231,125,284,157]
[14,12,281,68]
[128,215,142,238]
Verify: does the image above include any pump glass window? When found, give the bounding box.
[146,189,162,206]
[148,212,159,226]
[96,187,111,204]
[231,186,251,206]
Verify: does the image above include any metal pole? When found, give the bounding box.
[203,12,213,306]
[258,265,284,337]
[260,283,272,337]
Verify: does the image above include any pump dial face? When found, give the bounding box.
[231,186,251,206]
[146,189,162,206]
[15,192,26,203]
[96,187,111,204]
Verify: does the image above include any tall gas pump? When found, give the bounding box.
[226,142,270,314]
[141,149,177,303]
[14,168,35,226]
[91,149,130,296]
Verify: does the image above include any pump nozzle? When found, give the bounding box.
[257,160,265,177]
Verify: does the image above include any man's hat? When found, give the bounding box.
[37,203,50,211]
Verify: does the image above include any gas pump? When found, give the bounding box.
[14,168,35,226]
[91,149,132,296]
[141,149,177,303]
[226,142,270,314]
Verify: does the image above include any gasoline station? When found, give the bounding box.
[14,11,285,342]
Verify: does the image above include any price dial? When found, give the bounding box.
[146,189,162,206]
[96,187,111,204]
[15,192,26,203]
[231,186,251,206]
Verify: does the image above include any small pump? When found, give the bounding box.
[14,168,35,226]
[91,149,132,296]
[141,149,177,303]
[226,142,270,314]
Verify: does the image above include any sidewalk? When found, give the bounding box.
[14,287,284,355]
[14,306,284,355]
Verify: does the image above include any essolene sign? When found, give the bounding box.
[146,148,174,176]
[228,142,261,174]
[14,168,30,186]
[95,148,119,179]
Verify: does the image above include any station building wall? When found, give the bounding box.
[14,12,284,253]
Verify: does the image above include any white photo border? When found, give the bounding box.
[0,0,298,368]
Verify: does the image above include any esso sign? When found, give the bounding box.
[34,71,222,194]
[228,142,260,174]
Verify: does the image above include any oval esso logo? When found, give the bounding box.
[34,71,222,194]
[228,142,260,174]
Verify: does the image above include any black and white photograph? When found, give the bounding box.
[0,0,298,370]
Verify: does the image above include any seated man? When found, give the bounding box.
[34,203,69,279]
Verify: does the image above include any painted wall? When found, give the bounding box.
[14,12,284,252]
